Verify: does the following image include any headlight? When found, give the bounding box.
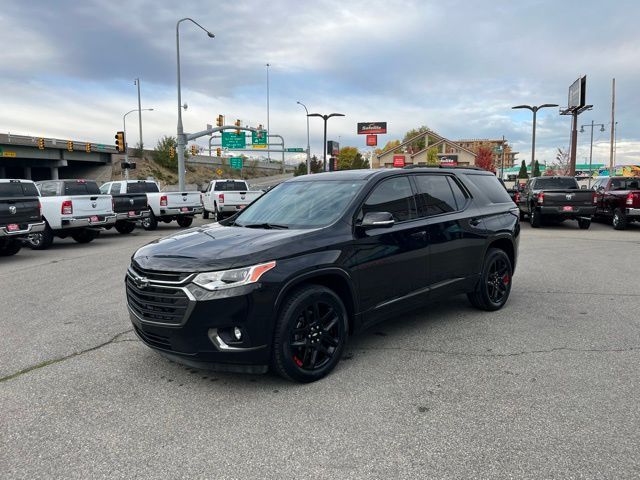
[193,261,276,291]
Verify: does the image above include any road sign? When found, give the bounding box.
[216,168,223,176]
[252,144,267,149]
[222,131,246,149]
[252,130,267,145]
[285,147,304,152]
[229,157,243,169]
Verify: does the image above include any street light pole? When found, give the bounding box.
[176,18,215,191]
[123,108,154,180]
[512,103,558,172]
[297,101,311,174]
[307,112,345,171]
[266,63,270,163]
[580,120,606,187]
[134,78,143,149]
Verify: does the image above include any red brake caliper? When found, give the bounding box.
[502,273,510,285]
[293,356,303,367]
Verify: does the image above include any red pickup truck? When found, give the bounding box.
[592,176,640,229]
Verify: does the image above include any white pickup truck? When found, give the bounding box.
[202,179,264,220]
[28,179,116,249]
[101,180,202,230]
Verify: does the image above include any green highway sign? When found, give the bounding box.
[252,130,267,145]
[229,157,243,169]
[286,147,305,152]
[222,131,246,149]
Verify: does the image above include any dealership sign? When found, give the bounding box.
[568,75,587,110]
[366,134,377,146]
[357,122,387,135]
[438,154,458,167]
[393,155,405,167]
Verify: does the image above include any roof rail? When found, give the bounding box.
[402,165,486,171]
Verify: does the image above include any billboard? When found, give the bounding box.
[366,134,377,146]
[327,140,340,155]
[358,122,387,135]
[568,76,586,110]
[393,155,405,167]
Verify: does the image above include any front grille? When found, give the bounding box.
[134,325,173,350]
[130,263,191,283]
[126,276,190,325]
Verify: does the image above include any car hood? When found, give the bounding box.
[132,223,315,272]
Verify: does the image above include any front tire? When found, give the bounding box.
[176,216,193,228]
[467,248,513,311]
[142,211,158,231]
[612,209,628,230]
[0,239,22,256]
[519,210,526,221]
[530,208,541,228]
[115,220,136,234]
[578,218,591,230]
[28,223,54,250]
[272,285,349,383]
[71,229,98,244]
[202,210,210,220]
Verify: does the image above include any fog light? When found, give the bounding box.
[233,327,242,341]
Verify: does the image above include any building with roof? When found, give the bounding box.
[454,138,518,168]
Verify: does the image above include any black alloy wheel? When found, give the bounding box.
[272,285,348,382]
[467,248,513,311]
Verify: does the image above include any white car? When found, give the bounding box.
[202,179,264,220]
[28,179,116,249]
[100,180,202,230]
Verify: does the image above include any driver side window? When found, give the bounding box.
[360,176,416,223]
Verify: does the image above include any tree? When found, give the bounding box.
[475,145,495,171]
[294,162,307,176]
[153,135,178,169]
[336,147,370,170]
[402,126,430,153]
[309,155,323,173]
[554,147,570,175]
[517,160,529,179]
[374,139,400,156]
[426,147,439,166]
[533,160,541,177]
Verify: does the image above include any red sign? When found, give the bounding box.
[393,155,405,168]
[366,135,377,146]
[358,122,387,135]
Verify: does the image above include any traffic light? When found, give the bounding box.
[85,143,91,153]
[191,144,197,156]
[37,137,45,150]
[115,131,125,152]
[235,119,241,135]
[216,147,222,157]
[169,145,176,159]
[67,140,73,152]
[216,114,224,127]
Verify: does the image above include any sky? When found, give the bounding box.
[1,0,639,166]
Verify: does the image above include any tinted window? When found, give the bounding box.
[128,182,159,193]
[214,181,248,191]
[110,183,121,194]
[610,178,640,191]
[466,174,513,203]
[533,177,578,189]
[361,176,416,223]
[414,175,457,216]
[0,181,39,197]
[63,181,100,195]
[447,177,468,209]
[235,180,364,229]
[39,182,58,197]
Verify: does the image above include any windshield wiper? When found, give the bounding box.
[241,222,289,230]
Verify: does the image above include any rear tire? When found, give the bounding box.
[467,248,513,311]
[612,209,628,230]
[202,210,209,220]
[578,218,591,230]
[519,210,526,221]
[142,211,158,231]
[71,229,98,244]
[176,216,193,228]
[0,239,22,256]
[115,220,136,234]
[530,208,541,228]
[272,285,348,383]
[28,223,54,250]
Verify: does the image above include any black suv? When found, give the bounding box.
[127,168,519,382]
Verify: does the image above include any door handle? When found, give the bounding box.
[469,218,481,227]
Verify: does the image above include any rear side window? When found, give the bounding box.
[128,182,159,193]
[39,182,58,197]
[63,181,100,195]
[361,176,416,222]
[413,175,457,216]
[610,178,640,190]
[465,174,513,203]
[110,183,121,194]
[0,181,39,197]
[214,181,248,191]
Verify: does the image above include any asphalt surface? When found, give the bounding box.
[1,218,639,479]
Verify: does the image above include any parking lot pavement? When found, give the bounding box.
[1,219,639,478]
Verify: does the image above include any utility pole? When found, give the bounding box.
[501,135,506,179]
[266,63,271,163]
[134,78,143,150]
[609,78,616,176]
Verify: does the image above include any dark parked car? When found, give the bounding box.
[126,168,520,382]
[0,179,44,256]
[592,176,640,229]
[517,176,595,229]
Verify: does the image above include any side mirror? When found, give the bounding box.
[360,212,395,229]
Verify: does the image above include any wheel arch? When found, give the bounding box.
[485,236,516,272]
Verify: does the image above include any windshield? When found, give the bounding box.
[534,177,578,189]
[234,180,364,229]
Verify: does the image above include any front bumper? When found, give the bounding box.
[160,206,203,216]
[539,206,596,217]
[0,221,45,237]
[115,210,150,221]
[125,269,274,370]
[61,214,117,228]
